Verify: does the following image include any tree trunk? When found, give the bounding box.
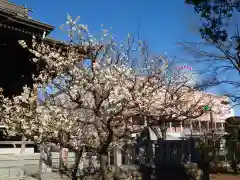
[59,146,64,170]
[201,162,210,180]
[99,150,121,180]
[199,151,210,180]
[99,153,109,180]
[98,121,115,179]
[59,146,68,176]
[161,128,167,140]
[38,144,44,180]
[150,126,161,139]
[232,153,238,173]
[72,150,83,180]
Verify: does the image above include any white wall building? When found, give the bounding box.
[149,92,234,140]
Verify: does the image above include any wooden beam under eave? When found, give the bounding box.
[0,22,38,37]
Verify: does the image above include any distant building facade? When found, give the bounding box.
[149,92,234,140]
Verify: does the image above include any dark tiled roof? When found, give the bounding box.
[0,1,54,36]
[225,116,240,121]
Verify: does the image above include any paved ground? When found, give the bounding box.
[40,172,71,180]
[210,174,240,180]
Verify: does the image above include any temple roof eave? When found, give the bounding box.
[0,7,55,36]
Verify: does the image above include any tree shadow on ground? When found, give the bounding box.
[138,164,192,180]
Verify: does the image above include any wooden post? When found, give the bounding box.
[20,136,25,153]
[39,144,44,174]
[108,151,111,166]
[113,147,122,166]
[221,122,224,131]
[169,122,172,132]
[199,121,201,132]
[210,111,214,132]
[79,152,85,172]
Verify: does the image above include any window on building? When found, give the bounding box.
[121,144,137,165]
[183,120,191,128]
[192,121,199,131]
[172,121,181,132]
[216,122,222,131]
[201,121,208,131]
[132,115,145,125]
[172,121,181,127]
[214,139,221,149]
[209,122,214,130]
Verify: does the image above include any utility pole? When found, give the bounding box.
[210,110,214,134]
[210,110,218,165]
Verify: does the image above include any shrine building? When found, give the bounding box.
[0,0,54,97]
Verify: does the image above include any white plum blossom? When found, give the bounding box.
[0,14,216,179]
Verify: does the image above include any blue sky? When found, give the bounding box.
[13,0,199,54]
[12,0,240,115]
